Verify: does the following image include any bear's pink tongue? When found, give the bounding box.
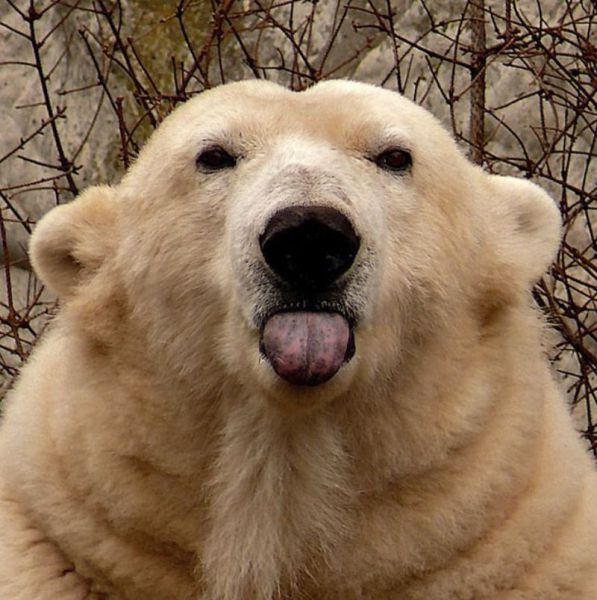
[261,312,351,386]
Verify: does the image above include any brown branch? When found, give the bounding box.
[25,1,79,197]
[469,0,487,165]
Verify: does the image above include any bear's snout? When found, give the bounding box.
[259,205,360,291]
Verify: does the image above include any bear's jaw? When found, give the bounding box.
[260,311,355,387]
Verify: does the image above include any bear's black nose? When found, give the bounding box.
[259,205,360,290]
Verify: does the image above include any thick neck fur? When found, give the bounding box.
[7,300,563,599]
[203,395,353,600]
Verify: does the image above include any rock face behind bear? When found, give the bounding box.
[0,80,595,600]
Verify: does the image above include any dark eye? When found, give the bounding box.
[196,147,236,171]
[375,148,412,172]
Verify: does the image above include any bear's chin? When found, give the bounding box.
[251,349,358,412]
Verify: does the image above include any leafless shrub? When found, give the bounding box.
[1,0,595,453]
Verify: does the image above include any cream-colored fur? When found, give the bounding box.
[0,80,595,599]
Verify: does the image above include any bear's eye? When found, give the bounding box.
[196,147,237,171]
[375,148,412,173]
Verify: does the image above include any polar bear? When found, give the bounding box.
[0,80,595,600]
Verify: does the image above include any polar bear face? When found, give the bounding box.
[30,80,561,409]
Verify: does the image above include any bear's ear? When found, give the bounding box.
[30,186,118,298]
[486,175,562,286]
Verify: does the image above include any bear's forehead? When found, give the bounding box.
[159,80,435,150]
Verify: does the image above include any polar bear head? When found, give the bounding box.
[30,80,561,410]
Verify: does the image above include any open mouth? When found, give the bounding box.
[260,310,355,386]
[256,204,361,386]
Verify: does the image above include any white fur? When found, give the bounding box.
[0,80,595,599]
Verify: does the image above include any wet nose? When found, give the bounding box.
[259,206,360,290]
